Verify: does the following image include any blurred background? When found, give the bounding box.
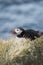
[0,0,43,40]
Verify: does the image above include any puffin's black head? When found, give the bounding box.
[12,27,25,35]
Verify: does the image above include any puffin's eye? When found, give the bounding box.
[17,29,19,31]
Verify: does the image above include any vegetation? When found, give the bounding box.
[0,37,43,65]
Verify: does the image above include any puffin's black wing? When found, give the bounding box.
[24,29,40,40]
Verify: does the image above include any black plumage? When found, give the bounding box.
[17,28,43,40]
[12,27,43,40]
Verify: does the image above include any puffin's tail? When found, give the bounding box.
[41,32,43,35]
[38,32,43,36]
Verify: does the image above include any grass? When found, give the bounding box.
[0,37,43,65]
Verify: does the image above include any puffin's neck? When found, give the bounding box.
[17,31,25,38]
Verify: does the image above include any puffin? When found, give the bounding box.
[11,27,43,40]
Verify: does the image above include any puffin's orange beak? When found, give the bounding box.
[11,30,16,34]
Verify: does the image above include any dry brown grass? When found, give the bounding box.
[0,37,43,65]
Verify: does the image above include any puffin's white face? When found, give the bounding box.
[15,28,22,34]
